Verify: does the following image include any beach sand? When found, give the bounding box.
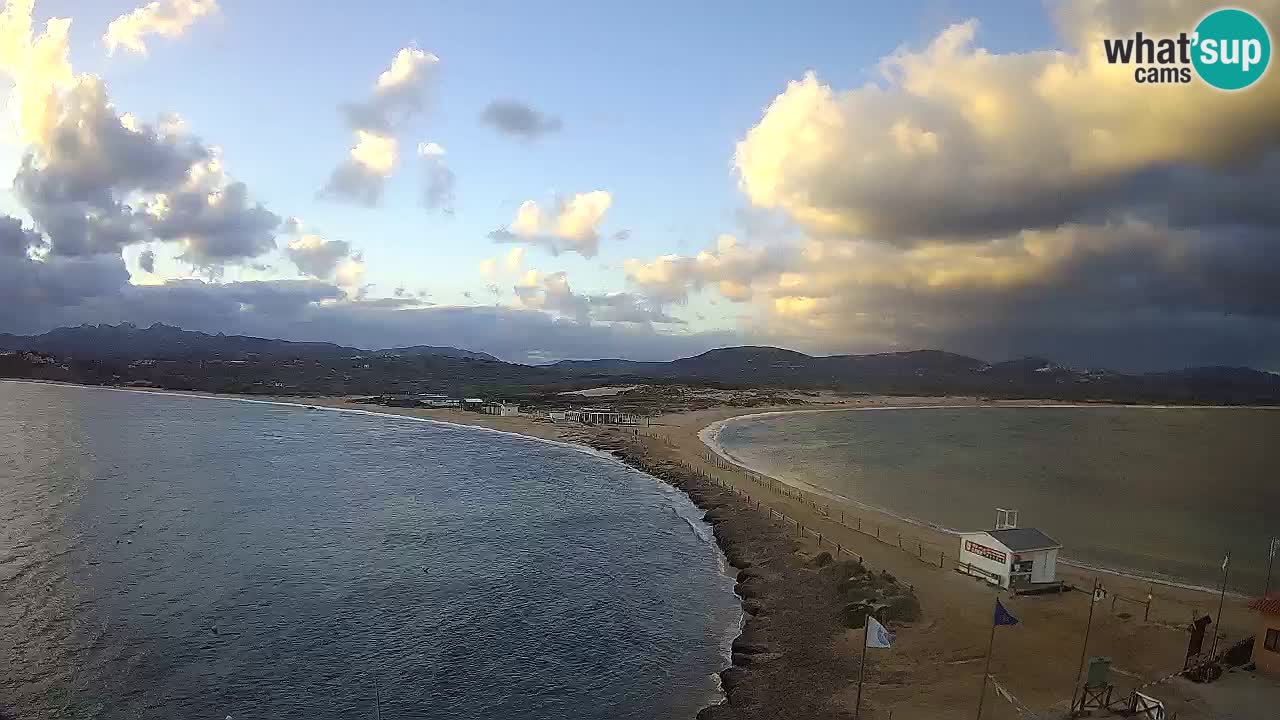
[298,395,1259,720]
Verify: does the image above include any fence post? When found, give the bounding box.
[841,510,845,525]
[918,541,922,558]
[818,533,823,546]
[939,551,945,568]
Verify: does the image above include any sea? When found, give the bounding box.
[0,381,740,720]
[709,405,1280,594]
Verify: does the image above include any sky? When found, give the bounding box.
[0,0,1276,370]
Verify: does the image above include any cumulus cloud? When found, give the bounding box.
[323,48,439,205]
[488,191,614,257]
[661,0,1280,370]
[513,269,683,325]
[0,6,282,268]
[479,99,562,140]
[734,1,1280,243]
[286,233,351,279]
[417,141,455,213]
[0,214,45,257]
[624,234,784,303]
[103,0,219,56]
[138,247,156,273]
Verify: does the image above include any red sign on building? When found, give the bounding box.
[965,540,1007,564]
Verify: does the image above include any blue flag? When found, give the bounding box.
[994,599,1020,627]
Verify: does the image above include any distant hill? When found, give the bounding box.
[377,345,500,362]
[2,325,1277,404]
[0,324,491,363]
[553,345,1280,404]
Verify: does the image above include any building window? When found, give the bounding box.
[1267,628,1280,653]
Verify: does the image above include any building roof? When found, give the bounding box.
[986,527,1061,552]
[1250,593,1280,615]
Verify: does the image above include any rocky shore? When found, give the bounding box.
[591,429,920,720]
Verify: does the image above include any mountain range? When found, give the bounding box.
[2,323,1277,404]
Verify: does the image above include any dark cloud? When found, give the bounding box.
[138,248,156,273]
[479,100,563,140]
[10,77,282,267]
[285,234,352,279]
[320,159,387,207]
[0,216,45,257]
[151,182,281,266]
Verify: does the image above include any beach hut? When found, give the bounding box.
[481,402,520,417]
[958,526,1062,592]
[1248,593,1280,677]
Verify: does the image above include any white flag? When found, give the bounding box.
[866,616,894,649]
[1223,553,1231,571]
[1271,539,1278,560]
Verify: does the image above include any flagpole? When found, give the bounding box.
[856,622,869,720]
[975,597,999,720]
[1266,539,1276,596]
[1068,578,1099,715]
[1210,552,1230,658]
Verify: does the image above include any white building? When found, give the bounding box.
[569,408,643,425]
[481,402,520,417]
[957,527,1062,591]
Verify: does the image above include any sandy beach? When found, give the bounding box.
[12,381,1264,718]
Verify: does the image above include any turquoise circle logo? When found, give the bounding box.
[1192,8,1271,90]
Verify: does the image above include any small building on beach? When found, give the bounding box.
[481,402,520,417]
[957,527,1062,592]
[568,407,643,426]
[1249,593,1280,677]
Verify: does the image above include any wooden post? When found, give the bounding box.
[976,598,999,720]
[1069,578,1099,713]
[940,551,945,568]
[1211,553,1231,657]
[856,623,870,719]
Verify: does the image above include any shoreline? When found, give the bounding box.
[698,407,1262,598]
[4,379,1266,718]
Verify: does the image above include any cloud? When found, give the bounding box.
[286,233,351,279]
[0,10,282,268]
[734,1,1280,243]
[489,191,614,257]
[138,247,155,273]
[622,220,1280,370]
[417,141,455,213]
[479,100,562,140]
[0,215,45,257]
[103,0,219,56]
[323,48,439,205]
[513,269,683,325]
[624,234,785,303]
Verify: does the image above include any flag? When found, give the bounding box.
[1270,538,1278,560]
[994,599,1020,627]
[865,616,894,648]
[1222,552,1231,571]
